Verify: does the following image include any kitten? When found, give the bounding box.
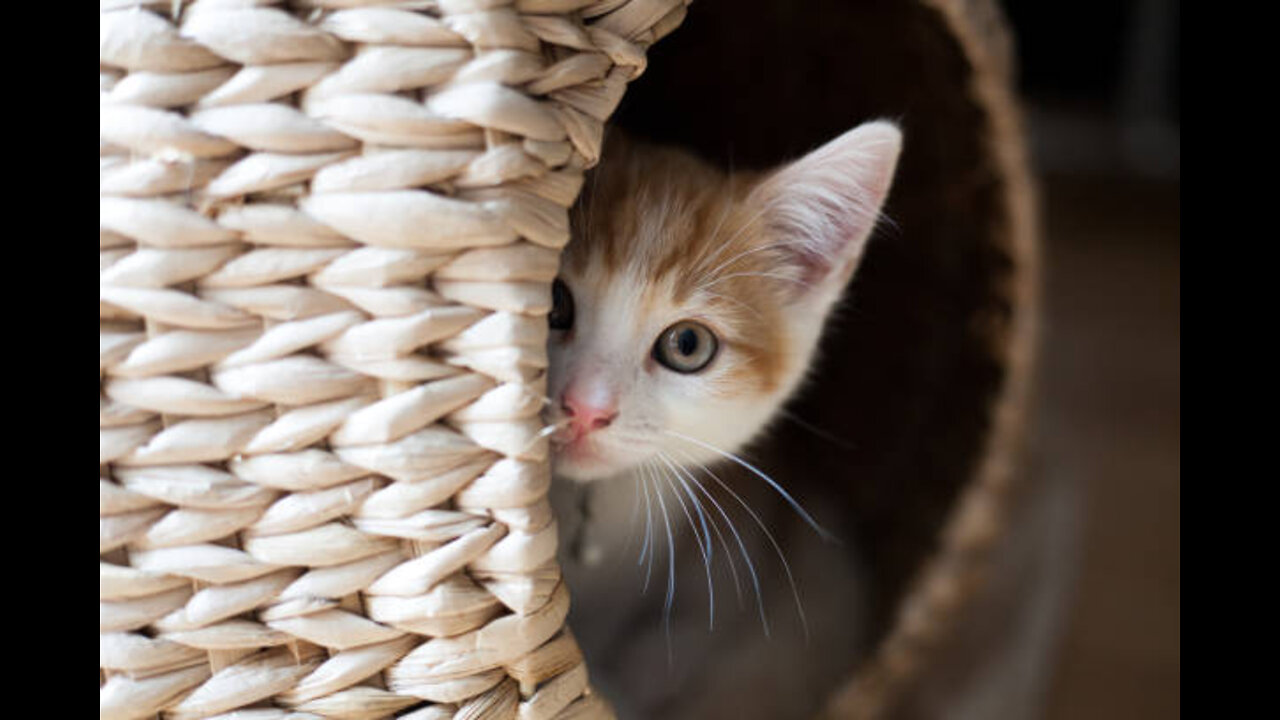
[547,121,903,719]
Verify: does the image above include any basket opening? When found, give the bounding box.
[606,0,1017,661]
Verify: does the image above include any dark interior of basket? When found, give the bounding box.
[609,0,1015,655]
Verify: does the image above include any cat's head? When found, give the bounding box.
[548,121,902,481]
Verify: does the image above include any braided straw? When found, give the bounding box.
[100,2,687,718]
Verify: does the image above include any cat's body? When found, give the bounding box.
[545,124,903,718]
[552,454,872,719]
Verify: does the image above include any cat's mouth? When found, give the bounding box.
[552,436,611,480]
[552,433,647,482]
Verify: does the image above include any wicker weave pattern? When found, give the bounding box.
[100,2,687,718]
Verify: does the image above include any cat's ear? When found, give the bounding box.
[751,120,902,306]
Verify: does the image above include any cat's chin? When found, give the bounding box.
[551,443,640,483]
[552,454,623,483]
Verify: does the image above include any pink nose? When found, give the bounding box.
[561,393,618,438]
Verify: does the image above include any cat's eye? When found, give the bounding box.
[549,278,574,330]
[653,321,718,373]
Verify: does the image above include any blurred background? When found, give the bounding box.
[1001,2,1180,717]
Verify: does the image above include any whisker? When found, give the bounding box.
[778,408,860,452]
[698,200,775,275]
[695,186,739,270]
[664,430,836,543]
[702,270,811,293]
[666,457,714,561]
[687,198,751,275]
[662,451,769,637]
[619,469,644,557]
[534,418,571,438]
[655,453,716,631]
[662,455,744,606]
[518,420,570,456]
[698,241,780,288]
[673,446,811,642]
[638,463,656,595]
[650,462,678,664]
[699,290,766,322]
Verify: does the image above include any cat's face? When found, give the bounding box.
[548,122,902,481]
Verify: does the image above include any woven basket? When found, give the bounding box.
[100,2,686,718]
[101,0,1039,718]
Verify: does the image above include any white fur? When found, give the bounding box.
[550,121,903,483]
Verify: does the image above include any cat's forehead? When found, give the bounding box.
[566,143,764,302]
[559,137,796,392]
[570,264,677,337]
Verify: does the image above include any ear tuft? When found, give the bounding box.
[752,120,903,299]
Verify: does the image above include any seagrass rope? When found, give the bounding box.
[100,2,688,718]
[820,0,1040,716]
